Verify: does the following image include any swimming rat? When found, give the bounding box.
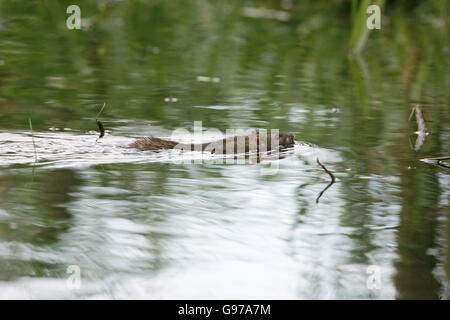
[128,132,295,154]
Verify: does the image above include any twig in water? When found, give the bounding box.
[316,158,336,204]
[420,156,450,169]
[410,104,427,132]
[421,156,450,161]
[409,104,427,151]
[28,118,38,163]
[96,102,106,141]
[408,136,414,151]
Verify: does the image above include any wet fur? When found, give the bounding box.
[129,133,295,154]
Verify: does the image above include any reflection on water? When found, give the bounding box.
[0,0,449,299]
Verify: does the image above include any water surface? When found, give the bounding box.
[0,0,449,299]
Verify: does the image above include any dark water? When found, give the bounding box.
[0,1,449,299]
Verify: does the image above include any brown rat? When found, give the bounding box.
[128,132,295,154]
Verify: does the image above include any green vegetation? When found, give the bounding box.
[0,0,448,299]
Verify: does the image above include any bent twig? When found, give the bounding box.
[96,102,106,141]
[316,158,336,204]
[28,118,38,163]
[409,104,427,151]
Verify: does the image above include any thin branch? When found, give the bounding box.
[96,102,106,141]
[421,156,450,161]
[316,158,336,204]
[409,104,427,151]
[420,156,450,169]
[28,118,38,163]
[96,102,106,120]
[413,105,426,133]
[407,107,415,121]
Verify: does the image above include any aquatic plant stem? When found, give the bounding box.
[409,105,427,151]
[316,158,336,204]
[96,102,106,141]
[96,102,106,120]
[350,0,385,54]
[28,118,38,163]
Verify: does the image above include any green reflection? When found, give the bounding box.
[0,0,448,299]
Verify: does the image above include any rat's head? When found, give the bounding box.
[279,133,295,147]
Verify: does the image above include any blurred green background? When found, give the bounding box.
[0,0,449,299]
